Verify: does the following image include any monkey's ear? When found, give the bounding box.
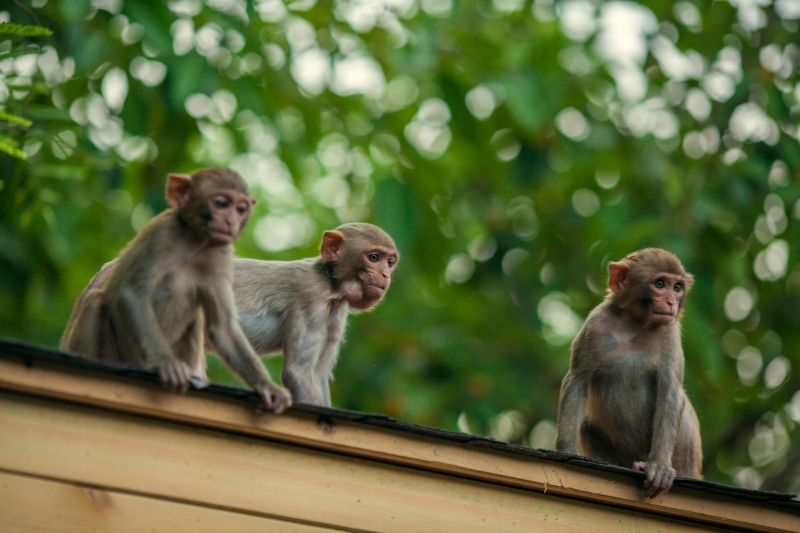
[321,230,345,262]
[166,174,192,208]
[608,261,629,294]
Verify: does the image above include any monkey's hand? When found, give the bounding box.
[633,461,676,499]
[256,383,292,415]
[158,359,194,393]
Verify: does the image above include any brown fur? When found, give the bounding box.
[60,167,291,413]
[62,222,398,407]
[555,248,702,499]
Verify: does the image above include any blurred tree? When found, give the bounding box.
[1,0,799,493]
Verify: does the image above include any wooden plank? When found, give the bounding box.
[0,358,794,532]
[0,470,338,533]
[0,392,730,533]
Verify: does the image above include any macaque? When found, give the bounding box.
[63,222,399,408]
[555,248,702,498]
[60,167,291,413]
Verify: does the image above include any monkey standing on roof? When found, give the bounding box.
[232,222,399,407]
[555,248,702,498]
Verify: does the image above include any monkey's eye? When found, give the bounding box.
[214,197,230,209]
[368,252,380,262]
[654,279,665,289]
[387,257,396,266]
[236,203,248,215]
[674,283,682,292]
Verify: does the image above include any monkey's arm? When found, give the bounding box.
[634,351,684,498]
[316,342,340,408]
[201,286,291,413]
[314,304,349,407]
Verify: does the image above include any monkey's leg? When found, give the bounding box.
[61,261,119,351]
[555,369,589,455]
[61,289,106,359]
[172,317,208,385]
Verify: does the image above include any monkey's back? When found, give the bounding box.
[233,258,338,354]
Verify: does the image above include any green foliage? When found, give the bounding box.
[2,0,800,494]
[0,136,25,159]
[0,21,52,37]
[0,110,32,127]
[0,17,52,159]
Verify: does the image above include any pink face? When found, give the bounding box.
[349,247,399,310]
[206,189,255,245]
[647,273,686,324]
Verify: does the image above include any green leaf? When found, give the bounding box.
[29,164,86,180]
[0,46,44,60]
[0,111,33,128]
[0,22,53,37]
[0,136,27,159]
[24,106,71,122]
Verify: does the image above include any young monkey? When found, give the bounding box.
[63,221,398,408]
[60,167,292,413]
[233,222,399,406]
[555,248,702,498]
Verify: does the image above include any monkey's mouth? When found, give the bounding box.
[363,284,386,299]
[652,311,676,322]
[210,230,235,244]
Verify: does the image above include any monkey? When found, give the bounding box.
[60,167,292,414]
[62,222,399,408]
[233,223,399,406]
[554,248,702,499]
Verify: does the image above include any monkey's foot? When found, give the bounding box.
[634,461,676,499]
[256,384,292,415]
[158,359,194,393]
[190,378,210,389]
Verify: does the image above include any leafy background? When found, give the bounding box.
[2,0,800,493]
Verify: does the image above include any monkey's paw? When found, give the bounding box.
[158,359,194,393]
[633,461,676,499]
[257,384,293,415]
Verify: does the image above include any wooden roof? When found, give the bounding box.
[0,339,797,532]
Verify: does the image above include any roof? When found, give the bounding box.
[0,338,798,532]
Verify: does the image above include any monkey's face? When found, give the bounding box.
[347,248,399,310]
[203,189,256,246]
[644,273,688,325]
